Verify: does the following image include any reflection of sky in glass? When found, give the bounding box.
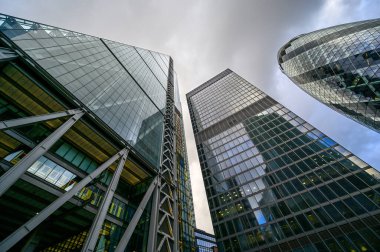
[254,210,267,225]
[188,68,380,251]
[248,196,258,209]
[0,14,168,169]
[319,137,336,148]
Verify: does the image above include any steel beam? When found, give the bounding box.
[147,180,160,252]
[172,124,179,252]
[0,109,82,130]
[0,149,127,251]
[0,111,84,197]
[81,150,128,252]
[114,176,158,252]
[20,229,41,252]
[0,47,18,62]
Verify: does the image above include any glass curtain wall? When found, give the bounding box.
[278,18,380,133]
[187,69,380,252]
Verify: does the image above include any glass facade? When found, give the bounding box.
[187,69,380,252]
[0,13,195,252]
[278,18,380,133]
[0,14,169,168]
[195,228,217,252]
[176,110,197,252]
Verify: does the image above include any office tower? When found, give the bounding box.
[0,13,195,252]
[195,228,218,252]
[187,69,380,252]
[278,18,380,133]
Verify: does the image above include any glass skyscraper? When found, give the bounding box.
[0,13,195,252]
[187,69,380,251]
[195,228,217,252]
[278,18,380,133]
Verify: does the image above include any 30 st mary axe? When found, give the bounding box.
[187,69,380,252]
[279,18,380,133]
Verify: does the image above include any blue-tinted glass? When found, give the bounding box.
[188,69,380,251]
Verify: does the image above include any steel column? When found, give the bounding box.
[0,109,82,130]
[172,122,179,252]
[173,184,179,252]
[81,150,128,252]
[147,180,160,252]
[115,176,158,252]
[0,149,126,251]
[0,111,84,197]
[154,58,177,252]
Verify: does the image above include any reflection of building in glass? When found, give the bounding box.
[278,19,380,133]
[195,228,218,252]
[175,107,197,251]
[135,110,164,165]
[0,13,195,252]
[187,69,380,252]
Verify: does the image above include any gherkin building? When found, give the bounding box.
[278,19,380,133]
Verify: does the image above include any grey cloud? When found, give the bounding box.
[1,0,379,234]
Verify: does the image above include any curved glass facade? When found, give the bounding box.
[187,70,380,252]
[278,19,380,133]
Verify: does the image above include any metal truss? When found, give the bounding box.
[149,58,179,252]
[0,105,174,251]
[115,176,158,252]
[0,108,82,130]
[0,149,127,251]
[82,150,129,252]
[0,110,85,197]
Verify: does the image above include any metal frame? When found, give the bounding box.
[1,117,130,208]
[115,176,159,252]
[0,18,182,251]
[0,109,82,130]
[0,111,84,197]
[81,150,129,252]
[0,65,180,251]
[147,182,160,251]
[0,149,127,251]
[152,58,178,252]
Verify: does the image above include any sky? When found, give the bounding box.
[1,0,380,234]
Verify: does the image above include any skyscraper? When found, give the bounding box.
[187,69,380,252]
[0,13,195,252]
[195,228,217,252]
[278,18,380,133]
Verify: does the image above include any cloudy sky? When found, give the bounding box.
[2,0,380,234]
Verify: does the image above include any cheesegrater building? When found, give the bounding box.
[278,18,380,133]
[187,69,380,251]
[0,13,196,251]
